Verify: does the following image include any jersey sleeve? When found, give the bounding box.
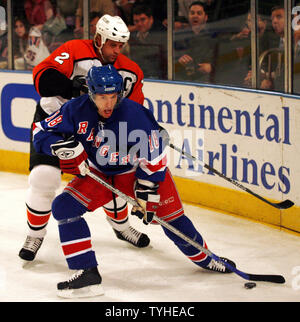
[33,102,76,156]
[135,110,167,182]
[128,67,144,105]
[32,40,84,98]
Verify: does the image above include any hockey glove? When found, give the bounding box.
[132,179,160,225]
[72,75,88,97]
[51,139,88,176]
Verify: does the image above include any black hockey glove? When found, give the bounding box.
[51,139,88,176]
[132,179,160,225]
[72,75,88,98]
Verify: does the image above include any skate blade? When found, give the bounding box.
[57,284,104,299]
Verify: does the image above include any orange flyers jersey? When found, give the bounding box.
[33,39,144,105]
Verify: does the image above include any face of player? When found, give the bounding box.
[100,39,125,64]
[93,93,119,118]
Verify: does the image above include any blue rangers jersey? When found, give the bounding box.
[33,95,167,182]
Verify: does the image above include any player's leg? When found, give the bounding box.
[19,164,61,261]
[156,170,235,273]
[103,197,150,248]
[19,103,61,262]
[103,174,150,248]
[161,215,235,273]
[52,174,111,298]
[52,192,103,298]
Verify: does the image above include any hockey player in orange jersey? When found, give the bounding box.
[19,15,149,262]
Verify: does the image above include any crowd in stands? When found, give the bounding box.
[0,0,299,93]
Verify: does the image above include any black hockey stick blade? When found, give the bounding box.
[272,199,294,210]
[248,273,285,284]
[217,256,286,284]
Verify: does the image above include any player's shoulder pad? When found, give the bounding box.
[116,53,143,74]
[120,98,158,127]
[59,39,93,53]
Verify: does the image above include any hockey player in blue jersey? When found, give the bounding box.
[33,65,235,298]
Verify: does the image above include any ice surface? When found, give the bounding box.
[0,171,299,302]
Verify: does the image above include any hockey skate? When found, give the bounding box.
[19,236,44,261]
[113,226,150,248]
[203,257,236,274]
[57,267,104,298]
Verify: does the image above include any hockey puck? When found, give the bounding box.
[244,282,256,289]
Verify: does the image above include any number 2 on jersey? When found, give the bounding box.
[54,52,70,65]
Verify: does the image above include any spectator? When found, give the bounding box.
[44,1,79,48]
[13,16,30,70]
[24,0,67,51]
[174,1,216,83]
[231,11,267,42]
[89,11,100,38]
[177,0,215,21]
[56,0,78,30]
[24,0,55,28]
[177,0,196,21]
[0,0,7,68]
[257,6,285,91]
[42,10,67,47]
[133,0,167,26]
[293,4,300,93]
[74,0,116,37]
[0,15,31,70]
[162,0,189,31]
[220,11,269,87]
[114,0,137,32]
[129,5,167,79]
[24,26,50,70]
[0,29,7,69]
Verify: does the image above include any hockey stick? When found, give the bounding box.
[86,169,285,284]
[163,136,293,210]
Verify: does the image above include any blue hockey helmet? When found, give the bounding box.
[86,65,123,96]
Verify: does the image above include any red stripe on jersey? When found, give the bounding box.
[140,155,167,174]
[64,186,90,208]
[62,239,92,256]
